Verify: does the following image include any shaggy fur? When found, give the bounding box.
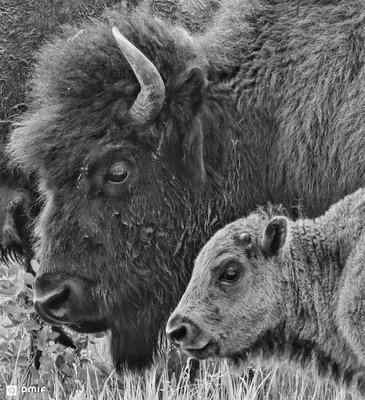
[141,0,221,32]
[0,0,218,133]
[0,0,126,264]
[0,0,220,263]
[168,188,365,394]
[8,0,365,372]
[0,0,122,132]
[0,132,33,265]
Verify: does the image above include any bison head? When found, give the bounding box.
[8,11,242,372]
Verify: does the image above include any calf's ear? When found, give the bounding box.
[262,216,288,257]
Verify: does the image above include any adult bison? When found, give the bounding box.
[8,0,365,372]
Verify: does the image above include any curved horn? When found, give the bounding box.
[112,27,165,124]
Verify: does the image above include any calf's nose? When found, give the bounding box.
[166,315,199,349]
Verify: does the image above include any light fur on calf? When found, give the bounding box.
[167,188,365,394]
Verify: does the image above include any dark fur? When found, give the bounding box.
[0,0,218,134]
[0,184,33,264]
[0,0,124,133]
[0,133,34,265]
[9,0,365,371]
[0,0,128,265]
[0,0,220,260]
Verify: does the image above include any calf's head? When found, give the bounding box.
[167,213,289,363]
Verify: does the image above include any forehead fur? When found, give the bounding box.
[9,10,206,184]
[195,206,288,268]
[197,213,264,263]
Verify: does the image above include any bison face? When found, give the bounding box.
[167,214,289,367]
[9,16,213,372]
[31,124,207,371]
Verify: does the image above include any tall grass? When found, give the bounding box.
[0,327,363,400]
[0,261,363,399]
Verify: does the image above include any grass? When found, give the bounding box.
[0,324,363,400]
[0,262,363,399]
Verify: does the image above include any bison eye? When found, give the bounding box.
[218,265,239,284]
[106,161,130,184]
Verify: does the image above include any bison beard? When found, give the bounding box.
[103,192,201,371]
[102,227,193,372]
[109,304,163,371]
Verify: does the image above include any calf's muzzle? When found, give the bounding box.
[166,314,209,350]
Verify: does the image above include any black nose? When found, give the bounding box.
[166,316,199,349]
[167,323,190,346]
[33,273,85,325]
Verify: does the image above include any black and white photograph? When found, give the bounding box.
[1,0,365,398]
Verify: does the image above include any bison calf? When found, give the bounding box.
[167,188,365,393]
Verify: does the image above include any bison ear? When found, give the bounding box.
[182,68,206,188]
[168,67,207,189]
[171,67,206,116]
[262,217,288,257]
[181,117,206,188]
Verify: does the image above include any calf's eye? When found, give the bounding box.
[106,161,130,184]
[218,265,239,284]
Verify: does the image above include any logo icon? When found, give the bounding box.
[6,386,17,396]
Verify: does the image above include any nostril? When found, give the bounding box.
[169,325,187,345]
[46,286,70,316]
[34,283,72,322]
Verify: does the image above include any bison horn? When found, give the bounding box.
[112,27,165,125]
